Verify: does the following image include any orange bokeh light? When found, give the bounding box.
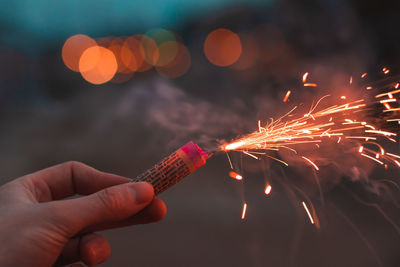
[204,28,242,67]
[62,34,97,72]
[79,46,117,84]
[140,35,160,66]
[231,34,259,70]
[107,38,132,74]
[121,36,145,72]
[156,40,179,67]
[156,43,191,78]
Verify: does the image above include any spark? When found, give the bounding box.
[302,72,309,83]
[375,89,400,98]
[264,154,289,166]
[387,153,400,159]
[361,73,368,78]
[304,83,318,87]
[384,103,392,110]
[380,99,396,103]
[229,171,243,180]
[384,108,400,112]
[301,156,319,171]
[365,130,396,136]
[361,153,384,165]
[265,185,272,195]
[221,75,400,181]
[241,203,247,220]
[302,201,315,224]
[243,151,259,160]
[383,67,390,75]
[349,76,353,84]
[283,90,291,102]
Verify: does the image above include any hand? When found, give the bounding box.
[0,161,166,267]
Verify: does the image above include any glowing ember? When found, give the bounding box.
[304,83,318,87]
[301,156,319,171]
[229,171,243,180]
[302,72,309,83]
[283,90,291,102]
[302,201,315,225]
[383,67,390,75]
[241,203,247,220]
[264,185,272,195]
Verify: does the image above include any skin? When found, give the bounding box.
[0,161,167,266]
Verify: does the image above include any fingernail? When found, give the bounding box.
[129,182,154,204]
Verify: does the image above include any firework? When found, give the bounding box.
[132,141,210,195]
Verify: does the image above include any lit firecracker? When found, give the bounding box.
[220,69,400,223]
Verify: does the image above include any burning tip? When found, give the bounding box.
[224,141,245,151]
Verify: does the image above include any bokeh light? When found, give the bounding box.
[107,38,132,74]
[62,30,190,82]
[62,34,97,72]
[140,35,160,66]
[121,36,145,72]
[79,46,117,84]
[156,43,191,78]
[204,28,242,67]
[231,34,259,70]
[145,28,179,67]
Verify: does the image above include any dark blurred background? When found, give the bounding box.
[1,0,400,266]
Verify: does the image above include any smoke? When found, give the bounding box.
[115,77,250,150]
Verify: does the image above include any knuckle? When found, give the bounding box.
[97,187,132,217]
[63,160,86,169]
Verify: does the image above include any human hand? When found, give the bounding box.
[0,161,166,266]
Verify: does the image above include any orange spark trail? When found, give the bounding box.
[302,72,309,83]
[241,203,247,220]
[283,90,291,102]
[301,156,319,171]
[304,83,318,87]
[302,201,315,224]
[221,71,400,222]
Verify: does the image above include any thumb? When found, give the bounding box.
[49,182,154,235]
